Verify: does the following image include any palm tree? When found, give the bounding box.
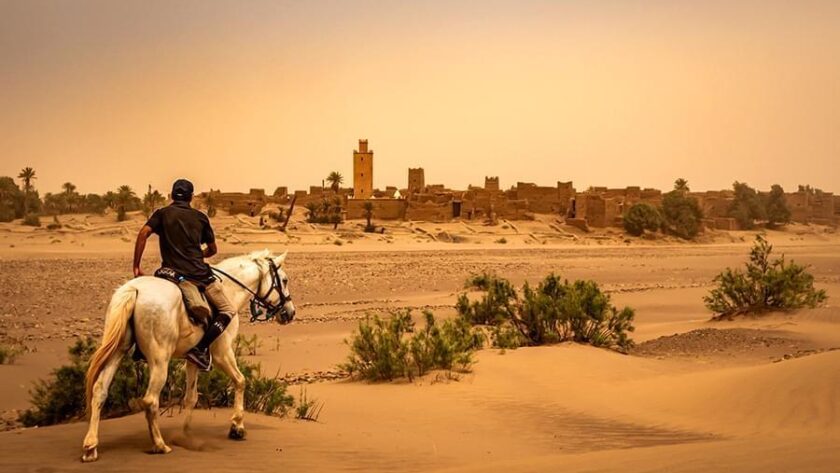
[18,167,36,214]
[103,191,118,210]
[363,201,375,231]
[326,171,344,193]
[61,182,78,213]
[674,178,690,193]
[115,185,135,221]
[304,201,319,223]
[142,185,166,217]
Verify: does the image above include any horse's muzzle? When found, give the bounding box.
[278,301,296,324]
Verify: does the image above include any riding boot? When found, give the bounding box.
[185,312,232,371]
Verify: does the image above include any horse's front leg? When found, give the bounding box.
[214,346,246,440]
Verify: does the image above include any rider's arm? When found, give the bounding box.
[133,225,154,277]
[203,241,218,259]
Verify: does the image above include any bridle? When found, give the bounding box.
[211,258,293,323]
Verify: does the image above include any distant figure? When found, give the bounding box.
[132,178,234,371]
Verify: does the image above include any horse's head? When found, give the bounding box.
[256,251,296,324]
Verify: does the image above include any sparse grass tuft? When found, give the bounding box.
[0,343,25,364]
[234,333,261,356]
[294,388,324,422]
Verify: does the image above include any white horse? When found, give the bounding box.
[81,250,295,462]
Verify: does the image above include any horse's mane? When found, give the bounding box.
[218,249,274,268]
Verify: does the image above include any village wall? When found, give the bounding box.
[346,198,407,220]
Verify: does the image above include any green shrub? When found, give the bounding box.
[19,337,294,427]
[623,203,662,236]
[306,198,343,225]
[728,181,766,230]
[704,235,827,319]
[490,323,526,350]
[22,213,41,227]
[465,272,496,291]
[764,184,791,228]
[341,310,484,381]
[458,273,635,352]
[238,363,294,416]
[409,311,485,376]
[661,190,703,239]
[341,311,412,381]
[456,276,517,325]
[0,206,15,222]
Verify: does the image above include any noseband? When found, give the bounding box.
[211,259,293,323]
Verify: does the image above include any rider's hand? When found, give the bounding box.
[133,266,144,278]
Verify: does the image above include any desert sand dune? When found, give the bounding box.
[0,219,838,471]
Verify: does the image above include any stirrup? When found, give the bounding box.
[186,347,212,372]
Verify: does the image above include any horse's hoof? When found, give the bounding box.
[150,444,172,455]
[81,446,98,463]
[228,425,246,440]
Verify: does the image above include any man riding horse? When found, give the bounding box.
[81,179,295,462]
[132,178,232,371]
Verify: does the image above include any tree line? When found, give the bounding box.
[0,167,167,225]
[624,179,802,239]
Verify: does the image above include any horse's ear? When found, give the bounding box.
[273,251,288,266]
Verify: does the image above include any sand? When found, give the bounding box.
[0,211,839,471]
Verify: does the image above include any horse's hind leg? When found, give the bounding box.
[81,349,125,462]
[141,357,172,454]
[214,347,247,440]
[182,363,199,433]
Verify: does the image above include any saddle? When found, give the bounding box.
[154,267,214,329]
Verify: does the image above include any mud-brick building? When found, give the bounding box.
[195,189,269,217]
[408,168,425,194]
[353,139,373,199]
[787,190,836,225]
[345,198,407,220]
[508,181,575,215]
[573,192,621,228]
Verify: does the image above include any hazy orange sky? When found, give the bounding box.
[1,0,838,196]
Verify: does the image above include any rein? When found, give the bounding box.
[211,259,292,323]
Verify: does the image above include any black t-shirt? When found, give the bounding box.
[145,201,215,283]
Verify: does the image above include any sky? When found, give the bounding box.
[1,0,838,196]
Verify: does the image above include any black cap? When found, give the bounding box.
[171,179,194,201]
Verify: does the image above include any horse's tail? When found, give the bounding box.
[85,283,137,415]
